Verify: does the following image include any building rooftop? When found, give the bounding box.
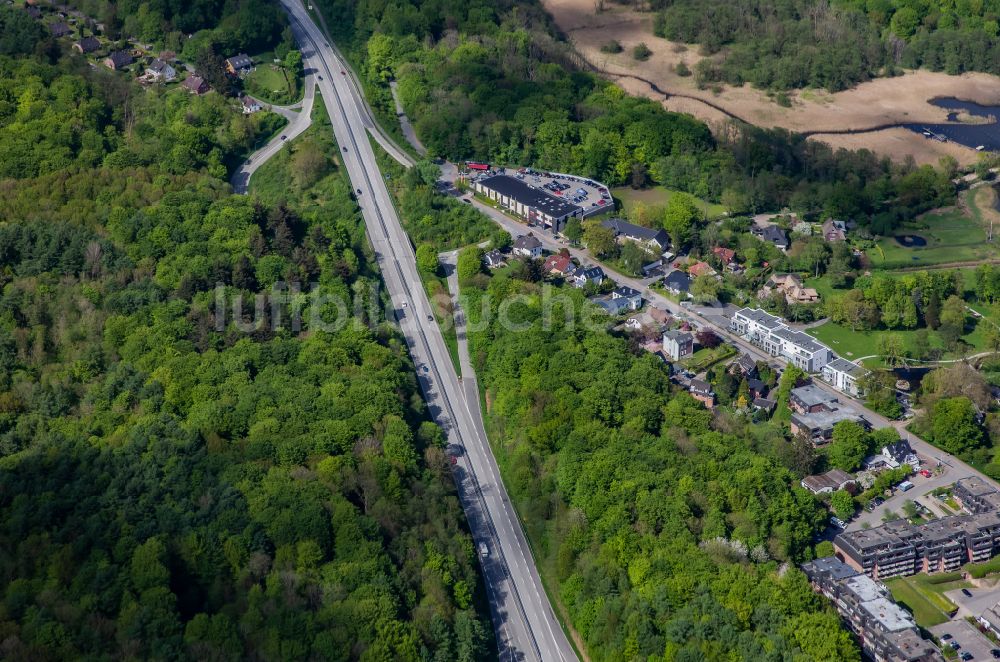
[771,326,828,353]
[613,285,641,298]
[513,234,542,250]
[663,329,692,342]
[861,596,918,632]
[663,270,691,292]
[790,384,838,408]
[801,469,855,493]
[734,307,784,329]
[601,218,669,247]
[478,175,582,219]
[802,556,860,582]
[825,356,867,377]
[957,476,997,498]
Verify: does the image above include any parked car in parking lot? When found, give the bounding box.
[920,469,932,477]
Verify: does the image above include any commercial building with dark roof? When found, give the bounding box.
[473,175,582,232]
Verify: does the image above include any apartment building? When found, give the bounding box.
[802,557,942,662]
[821,357,869,397]
[788,384,868,444]
[834,511,1000,580]
[954,477,1000,514]
[730,307,832,372]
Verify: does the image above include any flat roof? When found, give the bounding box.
[790,384,837,408]
[861,595,918,632]
[802,556,859,581]
[771,327,829,354]
[478,175,581,219]
[957,476,997,497]
[825,356,867,377]
[734,307,784,329]
[792,408,864,431]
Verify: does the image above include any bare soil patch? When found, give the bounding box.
[545,0,1000,165]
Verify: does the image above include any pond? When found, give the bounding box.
[895,234,928,247]
[903,97,1000,152]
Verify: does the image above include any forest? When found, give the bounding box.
[317,0,957,233]
[0,20,490,662]
[653,0,1000,90]
[458,264,857,660]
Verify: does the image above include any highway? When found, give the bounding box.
[275,2,577,660]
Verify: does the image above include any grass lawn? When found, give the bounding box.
[613,186,727,220]
[244,63,300,105]
[806,315,990,367]
[680,344,737,372]
[885,574,962,628]
[869,189,1000,269]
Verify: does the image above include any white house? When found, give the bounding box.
[822,357,868,397]
[611,286,642,311]
[662,330,693,361]
[512,234,543,259]
[146,58,177,82]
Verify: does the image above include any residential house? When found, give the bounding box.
[821,357,868,397]
[662,330,693,361]
[224,53,253,75]
[712,246,736,265]
[730,307,832,372]
[746,378,767,399]
[802,557,941,662]
[752,224,789,250]
[512,234,543,259]
[689,379,715,408]
[24,6,42,19]
[752,397,776,413]
[573,266,605,288]
[758,273,820,304]
[103,50,134,71]
[732,353,758,378]
[73,36,100,54]
[954,477,1000,514]
[182,75,210,95]
[881,440,919,470]
[663,270,691,297]
[611,286,643,311]
[641,259,665,277]
[146,58,177,82]
[593,296,633,316]
[49,22,72,37]
[801,469,856,494]
[601,218,670,252]
[542,253,574,276]
[688,261,716,278]
[822,219,847,242]
[483,249,505,269]
[240,95,262,114]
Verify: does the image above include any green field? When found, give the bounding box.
[244,63,300,105]
[806,318,989,367]
[869,189,1000,269]
[885,574,964,628]
[613,186,727,220]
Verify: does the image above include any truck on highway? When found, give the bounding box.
[478,542,489,558]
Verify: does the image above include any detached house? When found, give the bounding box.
[688,261,716,278]
[601,218,670,252]
[49,22,72,37]
[663,270,691,297]
[689,379,715,408]
[483,249,505,269]
[573,266,605,288]
[759,273,820,304]
[103,50,134,71]
[610,286,642,311]
[224,53,253,75]
[662,330,693,361]
[182,75,210,95]
[822,219,847,242]
[712,246,736,265]
[752,224,789,250]
[146,58,177,82]
[542,253,574,276]
[512,234,543,259]
[73,36,101,54]
[240,95,262,114]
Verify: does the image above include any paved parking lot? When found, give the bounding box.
[945,586,1000,619]
[479,166,613,216]
[930,619,998,660]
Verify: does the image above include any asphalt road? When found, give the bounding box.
[274,3,576,660]
[231,71,317,194]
